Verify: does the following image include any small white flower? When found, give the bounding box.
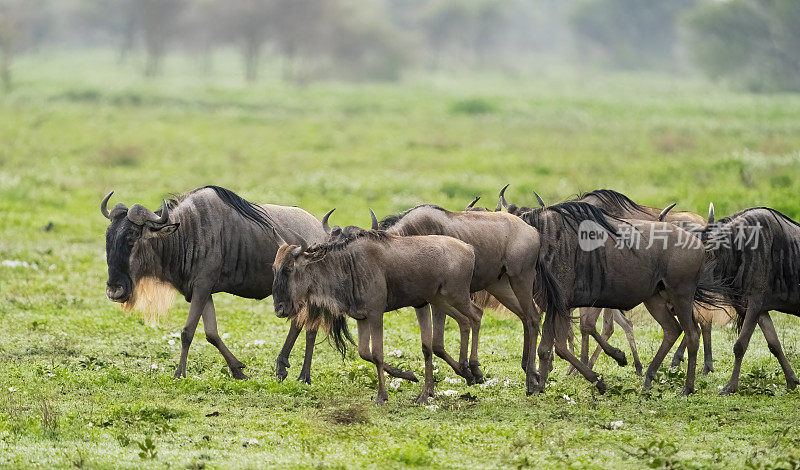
[222,333,230,340]
[610,420,624,430]
[390,349,403,358]
[358,364,365,370]
[444,377,460,384]
[8,387,17,392]
[168,339,175,346]
[48,264,56,271]
[649,410,656,414]
[247,438,259,446]
[425,404,439,411]
[436,389,459,397]
[170,332,181,338]
[390,378,403,390]
[151,363,159,370]
[562,393,576,405]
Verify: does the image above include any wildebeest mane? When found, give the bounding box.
[521,201,620,236]
[378,205,448,229]
[305,229,390,260]
[190,185,280,231]
[577,189,643,213]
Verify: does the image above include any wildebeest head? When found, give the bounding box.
[101,192,179,304]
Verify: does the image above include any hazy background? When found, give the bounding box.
[1,0,798,92]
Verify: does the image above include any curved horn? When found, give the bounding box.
[707,202,715,224]
[466,196,480,210]
[658,202,677,221]
[370,209,379,230]
[497,184,510,211]
[534,191,546,208]
[153,199,169,225]
[100,191,114,219]
[321,208,335,234]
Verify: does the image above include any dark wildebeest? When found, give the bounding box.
[700,206,800,394]
[101,186,332,382]
[272,225,481,404]
[503,188,730,376]
[511,199,724,395]
[372,203,563,393]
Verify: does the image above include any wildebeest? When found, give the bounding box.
[506,188,730,376]
[374,203,563,393]
[510,199,725,395]
[700,206,800,394]
[101,186,330,381]
[272,224,481,404]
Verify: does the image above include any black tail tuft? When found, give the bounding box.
[535,257,567,318]
[694,254,738,315]
[329,315,354,359]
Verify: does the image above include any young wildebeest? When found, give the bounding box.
[700,206,800,394]
[514,200,724,395]
[272,225,480,404]
[101,186,332,381]
[372,204,562,393]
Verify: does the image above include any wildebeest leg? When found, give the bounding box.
[174,293,207,379]
[670,335,687,368]
[671,295,700,396]
[614,310,643,376]
[757,313,800,390]
[297,327,318,384]
[486,280,531,373]
[275,320,303,382]
[447,296,485,384]
[537,312,605,394]
[431,304,475,383]
[588,308,615,369]
[581,306,627,367]
[369,313,388,405]
[202,297,247,380]
[700,318,713,375]
[508,273,542,391]
[415,306,436,404]
[720,305,762,395]
[642,296,682,391]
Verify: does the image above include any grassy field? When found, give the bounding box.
[3,50,800,468]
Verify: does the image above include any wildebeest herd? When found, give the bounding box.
[101,185,800,404]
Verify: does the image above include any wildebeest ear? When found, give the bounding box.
[145,223,179,238]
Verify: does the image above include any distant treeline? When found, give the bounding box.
[0,0,798,91]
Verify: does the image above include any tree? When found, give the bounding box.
[684,0,800,92]
[140,0,185,77]
[570,0,697,70]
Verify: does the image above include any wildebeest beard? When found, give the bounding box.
[704,207,800,327]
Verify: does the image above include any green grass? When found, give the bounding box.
[3,49,800,468]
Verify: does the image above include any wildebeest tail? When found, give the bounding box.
[535,258,567,318]
[329,315,354,359]
[693,255,737,315]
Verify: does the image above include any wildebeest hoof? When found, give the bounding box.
[787,376,800,390]
[375,395,388,406]
[459,363,475,385]
[610,349,627,367]
[701,364,714,375]
[595,377,607,395]
[670,356,683,368]
[414,391,433,405]
[634,363,643,377]
[297,373,311,385]
[275,357,290,382]
[719,385,737,396]
[231,365,248,380]
[680,387,695,397]
[173,366,186,379]
[470,363,485,384]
